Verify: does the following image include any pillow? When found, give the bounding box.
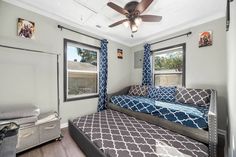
[147,86,160,100]
[175,88,212,106]
[157,86,176,102]
[128,85,148,96]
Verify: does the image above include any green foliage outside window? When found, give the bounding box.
[76,48,97,66]
[155,51,183,72]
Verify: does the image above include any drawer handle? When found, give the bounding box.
[21,132,34,138]
[44,124,56,130]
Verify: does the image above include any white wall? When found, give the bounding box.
[227,0,236,156]
[0,1,132,124]
[131,18,227,130]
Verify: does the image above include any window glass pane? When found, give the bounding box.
[154,45,185,86]
[64,40,99,101]
[154,48,183,72]
[154,74,182,87]
[67,45,97,72]
[68,72,97,98]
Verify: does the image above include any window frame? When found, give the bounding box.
[63,38,100,102]
[152,43,186,87]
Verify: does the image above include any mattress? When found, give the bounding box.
[71,109,208,157]
[110,95,208,129]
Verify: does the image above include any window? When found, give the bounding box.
[64,39,100,101]
[153,43,186,87]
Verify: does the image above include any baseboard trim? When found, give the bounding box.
[60,122,68,129]
[218,129,226,136]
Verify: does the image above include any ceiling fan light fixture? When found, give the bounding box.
[107,0,161,34]
[123,21,130,28]
[131,24,138,32]
[134,17,142,26]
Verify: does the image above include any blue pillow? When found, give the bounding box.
[147,86,159,100]
[157,86,177,102]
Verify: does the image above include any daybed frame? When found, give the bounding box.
[107,86,217,157]
[68,86,217,157]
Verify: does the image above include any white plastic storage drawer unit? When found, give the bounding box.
[16,112,61,153]
[39,120,60,143]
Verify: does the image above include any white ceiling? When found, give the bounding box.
[3,0,226,46]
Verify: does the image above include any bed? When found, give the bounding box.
[69,109,209,157]
[108,86,217,157]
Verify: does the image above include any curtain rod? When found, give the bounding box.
[150,32,192,46]
[0,44,60,56]
[58,25,102,42]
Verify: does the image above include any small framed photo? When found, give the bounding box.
[17,18,35,39]
[117,49,123,59]
[199,31,212,48]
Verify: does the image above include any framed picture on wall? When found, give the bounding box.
[17,18,35,39]
[117,49,123,59]
[199,31,213,48]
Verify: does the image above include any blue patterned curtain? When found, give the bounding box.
[97,39,108,112]
[142,43,152,86]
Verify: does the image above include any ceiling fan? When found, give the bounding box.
[107,0,162,33]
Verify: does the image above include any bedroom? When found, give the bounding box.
[0,0,235,157]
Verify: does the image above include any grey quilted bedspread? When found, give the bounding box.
[72,109,208,157]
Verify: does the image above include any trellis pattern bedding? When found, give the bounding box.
[147,86,159,100]
[110,95,209,129]
[128,85,148,96]
[72,109,208,157]
[175,88,212,107]
[157,86,176,102]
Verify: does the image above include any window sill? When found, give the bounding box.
[64,94,99,102]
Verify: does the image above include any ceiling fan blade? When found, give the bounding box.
[109,19,129,27]
[140,15,162,22]
[135,0,153,14]
[107,2,129,15]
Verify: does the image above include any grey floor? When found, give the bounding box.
[17,128,86,157]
